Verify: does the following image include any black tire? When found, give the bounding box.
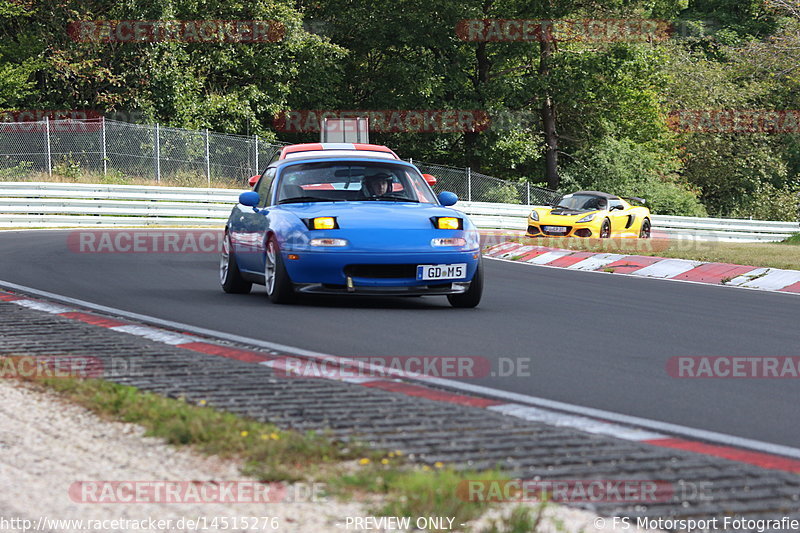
[639,218,651,239]
[220,232,252,294]
[447,260,483,308]
[600,218,611,238]
[264,236,295,304]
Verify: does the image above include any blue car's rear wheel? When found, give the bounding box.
[447,260,483,308]
[265,236,295,304]
[220,232,252,294]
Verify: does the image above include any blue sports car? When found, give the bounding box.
[220,152,483,307]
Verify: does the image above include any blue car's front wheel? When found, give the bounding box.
[265,236,295,304]
[447,259,483,308]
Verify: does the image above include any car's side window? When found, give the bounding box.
[257,168,276,207]
[608,199,623,211]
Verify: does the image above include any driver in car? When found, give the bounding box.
[362,172,392,198]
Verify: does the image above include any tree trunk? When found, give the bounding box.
[539,38,559,190]
[464,41,490,169]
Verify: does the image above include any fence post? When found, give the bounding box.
[467,167,472,202]
[205,128,211,187]
[254,134,259,175]
[154,123,161,183]
[45,117,52,177]
[101,116,107,176]
[527,182,530,205]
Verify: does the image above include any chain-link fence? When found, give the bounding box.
[0,118,285,188]
[413,160,560,205]
[0,117,558,202]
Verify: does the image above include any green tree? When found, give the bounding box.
[2,0,342,136]
[0,0,37,106]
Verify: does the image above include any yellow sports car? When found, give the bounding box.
[526,191,651,238]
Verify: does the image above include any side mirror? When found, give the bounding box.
[438,191,458,206]
[422,173,437,186]
[239,191,260,207]
[248,175,260,187]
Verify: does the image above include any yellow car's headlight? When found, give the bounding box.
[529,210,539,221]
[576,214,595,223]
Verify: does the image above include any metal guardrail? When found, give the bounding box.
[0,182,236,227]
[0,183,797,241]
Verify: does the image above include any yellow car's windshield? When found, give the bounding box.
[555,194,607,211]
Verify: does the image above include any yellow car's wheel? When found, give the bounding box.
[600,218,611,238]
[640,218,651,239]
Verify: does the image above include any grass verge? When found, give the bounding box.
[37,376,370,482]
[1,171,243,189]
[495,234,800,270]
[23,375,545,532]
[780,233,800,245]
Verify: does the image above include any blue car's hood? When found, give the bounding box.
[275,201,477,252]
[278,201,464,229]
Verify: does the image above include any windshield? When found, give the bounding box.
[275,161,438,204]
[555,194,607,211]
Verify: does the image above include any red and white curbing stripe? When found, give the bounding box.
[484,242,800,294]
[3,287,800,473]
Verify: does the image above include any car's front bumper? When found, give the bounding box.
[526,221,595,238]
[282,250,480,291]
[294,281,471,296]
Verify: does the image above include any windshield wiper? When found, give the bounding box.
[366,195,419,203]
[278,197,338,204]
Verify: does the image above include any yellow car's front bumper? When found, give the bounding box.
[526,219,600,238]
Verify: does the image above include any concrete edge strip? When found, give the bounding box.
[484,242,800,294]
[2,280,800,475]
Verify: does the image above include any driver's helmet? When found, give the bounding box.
[363,171,393,196]
[584,197,602,210]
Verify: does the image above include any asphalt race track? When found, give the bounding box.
[2,230,799,448]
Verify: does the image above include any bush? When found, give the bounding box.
[641,180,708,217]
[729,183,800,222]
[480,183,521,204]
[0,160,34,180]
[53,156,83,179]
[566,135,707,216]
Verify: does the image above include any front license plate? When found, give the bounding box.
[416,263,467,281]
[543,226,568,234]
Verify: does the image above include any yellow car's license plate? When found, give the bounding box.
[543,226,568,234]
